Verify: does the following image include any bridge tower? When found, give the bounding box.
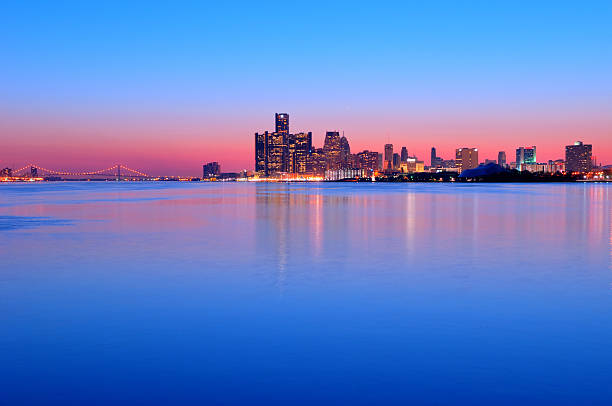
[116,164,121,181]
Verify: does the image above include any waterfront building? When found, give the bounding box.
[415,161,425,173]
[565,141,592,173]
[516,146,536,171]
[288,132,312,174]
[309,147,327,175]
[431,147,443,167]
[267,132,288,174]
[498,151,507,167]
[323,131,342,170]
[401,158,425,173]
[519,159,566,174]
[549,159,565,173]
[203,162,221,178]
[324,168,368,181]
[348,153,360,168]
[356,150,379,172]
[522,163,548,173]
[456,148,479,172]
[340,135,351,168]
[441,159,456,169]
[393,153,401,170]
[254,113,302,176]
[255,131,269,175]
[275,113,289,134]
[384,144,393,171]
[401,147,409,162]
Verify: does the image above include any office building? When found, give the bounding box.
[498,151,506,167]
[401,147,409,162]
[431,147,444,168]
[254,113,300,176]
[203,162,221,178]
[325,168,368,181]
[393,153,400,170]
[255,131,269,174]
[401,158,425,173]
[340,135,351,168]
[309,147,327,175]
[323,131,342,170]
[356,150,379,172]
[441,159,456,169]
[384,144,393,171]
[565,141,592,173]
[516,146,536,171]
[288,132,312,174]
[456,148,479,172]
[267,132,288,174]
[549,159,565,173]
[275,113,289,134]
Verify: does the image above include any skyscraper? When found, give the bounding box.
[356,150,379,172]
[516,146,536,171]
[288,132,312,174]
[323,131,342,170]
[498,151,507,167]
[255,131,268,175]
[393,153,400,170]
[384,144,393,171]
[456,148,479,172]
[275,113,289,134]
[203,162,221,178]
[565,141,592,173]
[340,135,351,168]
[401,147,409,162]
[430,147,444,167]
[267,132,288,173]
[308,147,327,175]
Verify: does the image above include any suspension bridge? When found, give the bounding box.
[10,164,151,180]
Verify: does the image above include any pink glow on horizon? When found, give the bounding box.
[2,109,611,175]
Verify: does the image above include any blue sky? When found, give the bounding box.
[2,0,611,173]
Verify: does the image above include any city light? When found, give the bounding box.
[2,116,609,183]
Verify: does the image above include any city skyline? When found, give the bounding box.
[4,3,612,404]
[3,111,609,177]
[2,2,612,175]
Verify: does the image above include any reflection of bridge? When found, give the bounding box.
[12,164,150,180]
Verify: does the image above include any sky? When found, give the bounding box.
[1,0,611,175]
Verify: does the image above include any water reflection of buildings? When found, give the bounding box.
[254,184,381,288]
[252,183,612,287]
[605,188,612,271]
[254,184,324,290]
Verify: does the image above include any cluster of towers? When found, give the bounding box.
[382,144,424,173]
[254,113,597,178]
[255,114,377,177]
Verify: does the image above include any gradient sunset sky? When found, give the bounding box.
[2,1,611,175]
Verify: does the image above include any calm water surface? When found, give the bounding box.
[1,182,611,405]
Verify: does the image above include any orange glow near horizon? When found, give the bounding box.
[2,109,611,176]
